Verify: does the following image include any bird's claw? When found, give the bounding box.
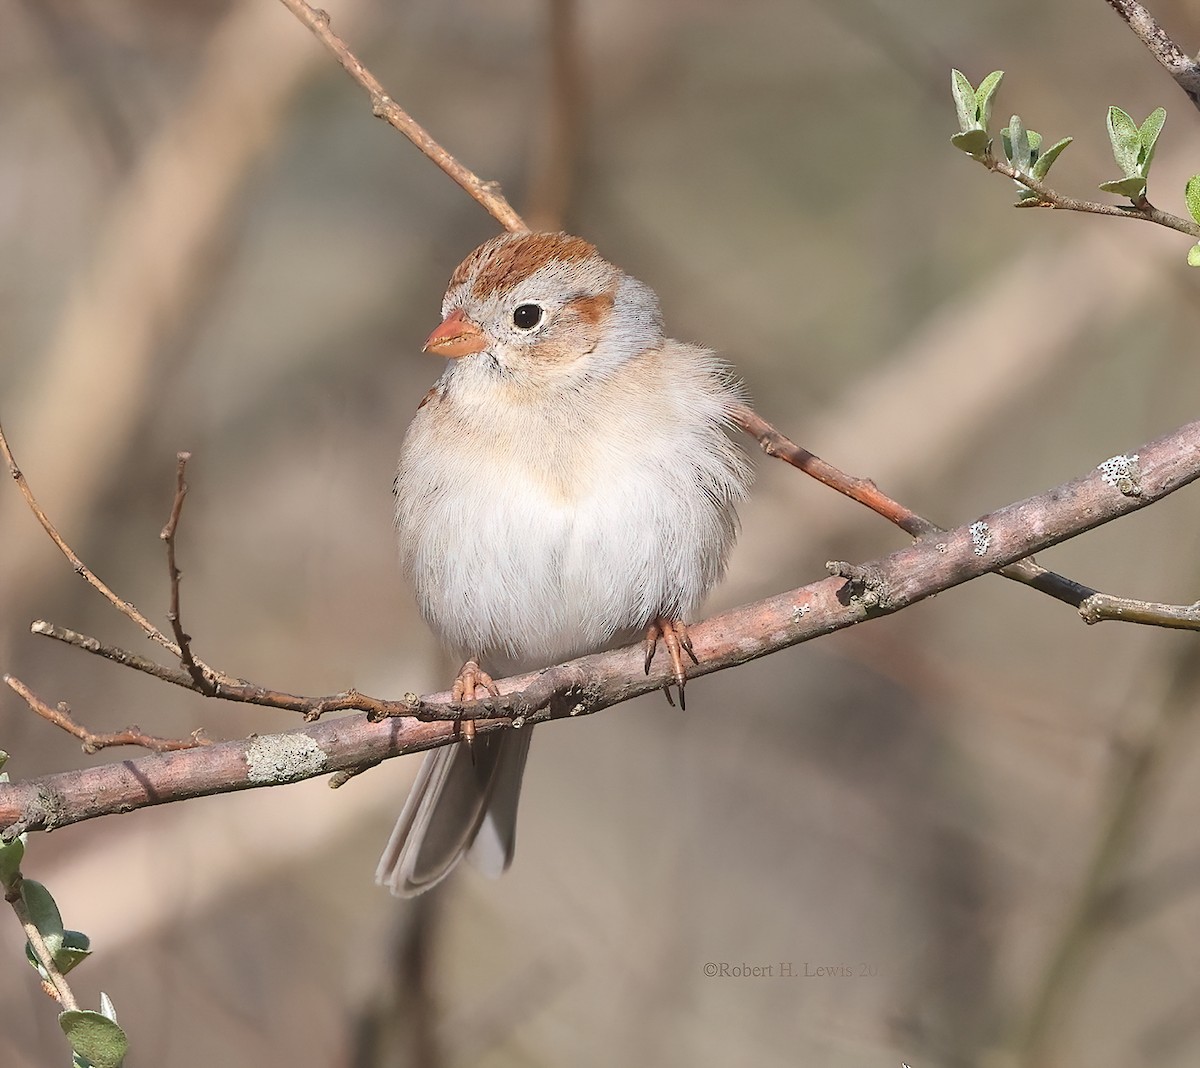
[643,617,695,710]
[451,659,499,760]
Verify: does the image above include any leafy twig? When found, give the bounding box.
[984,153,1200,237]
[4,875,79,1011]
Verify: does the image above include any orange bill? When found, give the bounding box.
[423,308,487,358]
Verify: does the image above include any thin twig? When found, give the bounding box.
[4,675,209,754]
[4,875,79,1011]
[29,618,411,722]
[1079,594,1200,629]
[31,620,217,689]
[981,154,1200,238]
[1104,0,1200,112]
[159,451,211,692]
[0,420,224,681]
[733,403,1109,613]
[274,0,527,232]
[732,403,936,537]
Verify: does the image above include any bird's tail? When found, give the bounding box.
[375,728,532,896]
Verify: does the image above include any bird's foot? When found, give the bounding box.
[451,659,499,753]
[643,617,699,710]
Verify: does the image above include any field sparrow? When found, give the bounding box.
[376,231,752,896]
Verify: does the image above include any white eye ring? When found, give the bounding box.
[511,303,546,331]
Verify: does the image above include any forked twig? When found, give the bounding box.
[0,422,225,681]
[3,674,208,754]
[26,619,410,721]
[160,451,211,692]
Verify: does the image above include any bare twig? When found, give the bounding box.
[734,403,1154,619]
[3,417,1199,832]
[981,154,1200,238]
[1079,594,1200,629]
[159,451,211,692]
[29,621,202,689]
[29,617,411,722]
[274,0,527,232]
[4,675,208,755]
[4,875,79,1011]
[1104,0,1200,112]
[731,403,933,536]
[0,420,224,681]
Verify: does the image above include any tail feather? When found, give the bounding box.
[375,729,532,896]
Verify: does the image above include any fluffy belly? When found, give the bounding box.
[400,469,717,669]
[403,488,615,666]
[396,367,744,671]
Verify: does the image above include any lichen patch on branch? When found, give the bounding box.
[245,734,329,784]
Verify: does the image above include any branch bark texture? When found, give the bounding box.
[3,419,1197,835]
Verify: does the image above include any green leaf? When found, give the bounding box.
[975,70,1004,131]
[0,833,24,888]
[1187,244,1200,267]
[1006,114,1032,172]
[1099,175,1147,200]
[951,129,990,157]
[21,879,64,960]
[55,930,92,975]
[0,750,9,773]
[99,992,119,1024]
[60,1010,128,1068]
[1107,106,1141,176]
[1032,136,1073,180]
[1137,106,1166,173]
[1185,175,1200,225]
[951,69,977,131]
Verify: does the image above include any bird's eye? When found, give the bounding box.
[512,303,544,331]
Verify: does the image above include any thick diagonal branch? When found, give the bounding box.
[2,418,1197,836]
[1104,0,1200,113]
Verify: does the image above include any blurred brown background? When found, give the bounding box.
[3,1,1200,1065]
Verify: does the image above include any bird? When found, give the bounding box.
[376,230,752,896]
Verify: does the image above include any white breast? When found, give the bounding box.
[395,342,750,671]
